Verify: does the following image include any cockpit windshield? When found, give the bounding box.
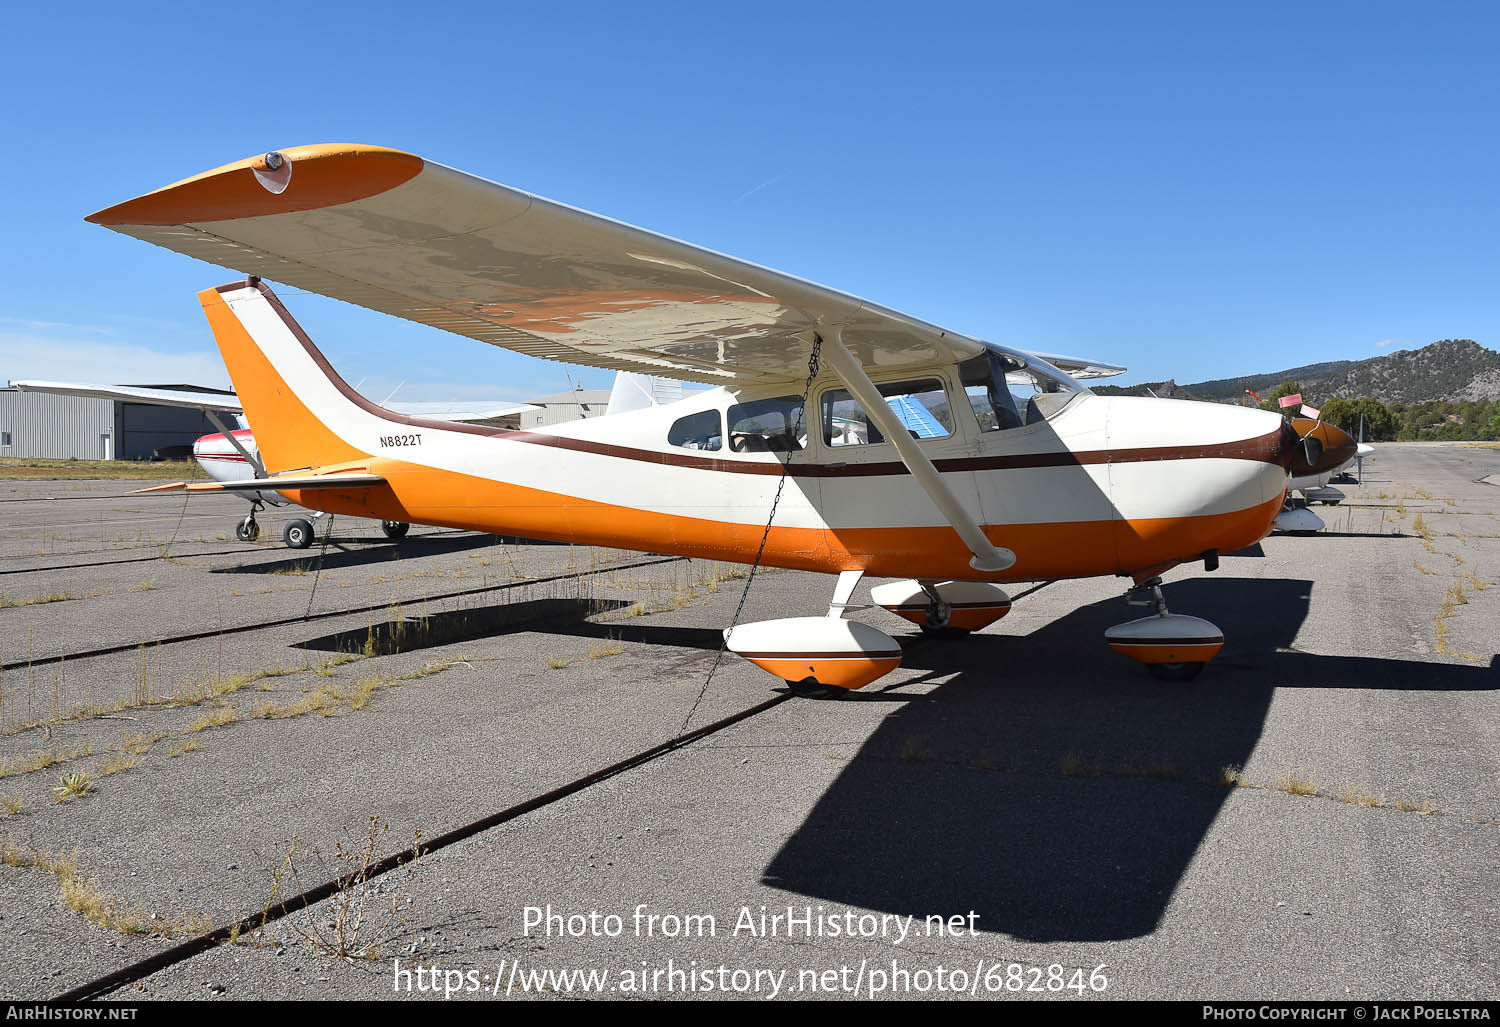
[959,346,1085,431]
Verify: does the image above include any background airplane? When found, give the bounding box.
[10,378,536,547]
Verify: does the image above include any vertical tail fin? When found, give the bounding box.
[198,279,374,473]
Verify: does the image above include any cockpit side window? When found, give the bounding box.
[821,378,954,447]
[726,396,807,453]
[960,353,1024,431]
[667,410,723,451]
[960,350,1080,431]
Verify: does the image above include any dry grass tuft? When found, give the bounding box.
[1393,796,1435,814]
[314,652,362,678]
[251,688,337,720]
[96,753,139,777]
[269,816,425,962]
[0,590,99,609]
[1338,785,1386,808]
[545,656,571,670]
[0,743,95,780]
[1275,771,1322,797]
[0,839,207,936]
[188,707,237,733]
[119,732,162,756]
[1216,764,1246,788]
[1435,580,1486,662]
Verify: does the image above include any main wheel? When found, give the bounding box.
[919,624,971,639]
[1146,661,1206,682]
[381,520,410,539]
[235,517,259,542]
[786,678,845,700]
[283,518,314,550]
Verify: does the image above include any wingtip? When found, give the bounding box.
[85,144,424,227]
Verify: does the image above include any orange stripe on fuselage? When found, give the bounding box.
[282,459,1285,582]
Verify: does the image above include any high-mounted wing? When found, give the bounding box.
[88,145,996,386]
[1029,353,1127,380]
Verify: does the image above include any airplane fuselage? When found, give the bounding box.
[277,382,1292,583]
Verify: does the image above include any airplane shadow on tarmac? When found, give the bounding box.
[289,574,1496,942]
[761,577,1497,943]
[213,532,520,575]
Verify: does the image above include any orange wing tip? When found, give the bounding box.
[86,144,424,227]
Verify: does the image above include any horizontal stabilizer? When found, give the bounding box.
[133,471,386,495]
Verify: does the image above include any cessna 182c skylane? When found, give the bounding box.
[86,144,1345,685]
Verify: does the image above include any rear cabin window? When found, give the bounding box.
[821,378,954,447]
[667,410,723,451]
[726,396,807,453]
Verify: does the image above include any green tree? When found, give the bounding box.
[1258,380,1303,413]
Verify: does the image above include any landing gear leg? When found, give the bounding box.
[1105,577,1223,681]
[234,501,263,543]
[916,580,969,639]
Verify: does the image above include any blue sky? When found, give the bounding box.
[2,1,1496,399]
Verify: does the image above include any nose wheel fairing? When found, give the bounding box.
[1106,579,1224,679]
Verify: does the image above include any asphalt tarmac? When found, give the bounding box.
[0,443,1495,1001]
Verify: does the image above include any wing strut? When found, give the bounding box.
[202,410,266,478]
[819,327,1015,573]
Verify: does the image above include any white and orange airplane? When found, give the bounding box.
[11,378,536,547]
[86,144,1342,686]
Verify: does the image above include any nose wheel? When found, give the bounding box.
[381,520,410,539]
[1105,578,1223,681]
[235,515,259,542]
[234,501,264,543]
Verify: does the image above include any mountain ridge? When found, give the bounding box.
[1095,339,1500,405]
